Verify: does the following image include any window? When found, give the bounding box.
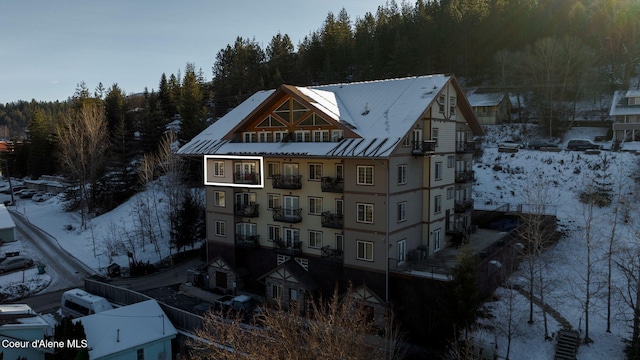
[309,163,322,181]
[435,162,443,181]
[137,349,144,360]
[308,197,323,215]
[357,241,374,261]
[357,203,374,223]
[403,135,411,147]
[434,195,442,214]
[313,130,330,142]
[215,221,226,237]
[257,131,272,142]
[357,166,374,185]
[214,191,225,207]
[213,161,225,177]
[432,128,439,147]
[271,284,283,301]
[447,155,455,168]
[268,194,280,210]
[243,132,256,143]
[335,234,344,252]
[434,229,442,252]
[335,164,344,179]
[335,199,344,216]
[397,239,407,264]
[274,131,287,142]
[447,187,454,200]
[398,164,407,185]
[438,94,445,113]
[267,162,280,178]
[309,230,322,249]
[450,96,456,115]
[268,225,280,242]
[397,202,407,222]
[331,129,344,142]
[236,222,257,236]
[295,130,310,142]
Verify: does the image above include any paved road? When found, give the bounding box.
[10,211,92,292]
[22,257,204,314]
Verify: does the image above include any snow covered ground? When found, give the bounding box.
[471,126,640,359]
[1,124,639,358]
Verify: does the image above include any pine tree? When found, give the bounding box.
[52,317,89,360]
[179,63,206,144]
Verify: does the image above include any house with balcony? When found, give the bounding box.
[610,89,640,142]
[178,75,484,308]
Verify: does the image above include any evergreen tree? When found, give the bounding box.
[170,191,205,252]
[265,33,296,87]
[442,250,482,332]
[52,317,89,360]
[104,83,128,138]
[179,63,206,144]
[26,107,56,178]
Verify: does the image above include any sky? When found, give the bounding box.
[0,0,379,104]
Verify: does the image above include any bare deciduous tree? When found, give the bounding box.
[189,287,406,360]
[56,101,109,228]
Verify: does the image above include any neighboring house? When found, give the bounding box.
[77,299,176,360]
[0,204,16,242]
[465,89,511,124]
[0,304,53,360]
[178,75,484,307]
[610,89,640,142]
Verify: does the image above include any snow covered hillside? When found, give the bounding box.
[470,131,640,359]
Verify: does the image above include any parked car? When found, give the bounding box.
[32,192,55,202]
[3,185,26,194]
[567,139,602,151]
[0,255,34,273]
[527,139,558,149]
[498,140,523,149]
[17,189,37,199]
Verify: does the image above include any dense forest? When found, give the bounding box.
[0,0,638,210]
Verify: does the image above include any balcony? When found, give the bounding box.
[321,246,343,261]
[455,170,475,184]
[321,211,344,229]
[321,177,343,193]
[234,203,259,217]
[412,140,436,156]
[272,174,302,189]
[456,141,476,153]
[272,207,303,223]
[455,199,474,213]
[235,234,260,248]
[234,172,259,185]
[273,238,302,256]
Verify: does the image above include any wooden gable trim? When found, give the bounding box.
[449,77,485,136]
[267,266,298,284]
[222,84,360,141]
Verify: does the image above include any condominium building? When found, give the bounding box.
[178,75,484,309]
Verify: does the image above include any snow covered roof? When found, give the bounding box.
[77,299,177,359]
[610,90,640,117]
[178,75,482,158]
[0,204,15,230]
[465,90,507,107]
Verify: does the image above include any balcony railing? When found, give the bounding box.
[234,172,259,185]
[235,234,260,248]
[272,207,303,223]
[321,246,343,260]
[273,238,302,255]
[321,211,344,229]
[234,203,259,217]
[456,141,476,153]
[455,199,474,213]
[412,140,436,155]
[272,174,302,189]
[455,170,475,184]
[320,177,343,193]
